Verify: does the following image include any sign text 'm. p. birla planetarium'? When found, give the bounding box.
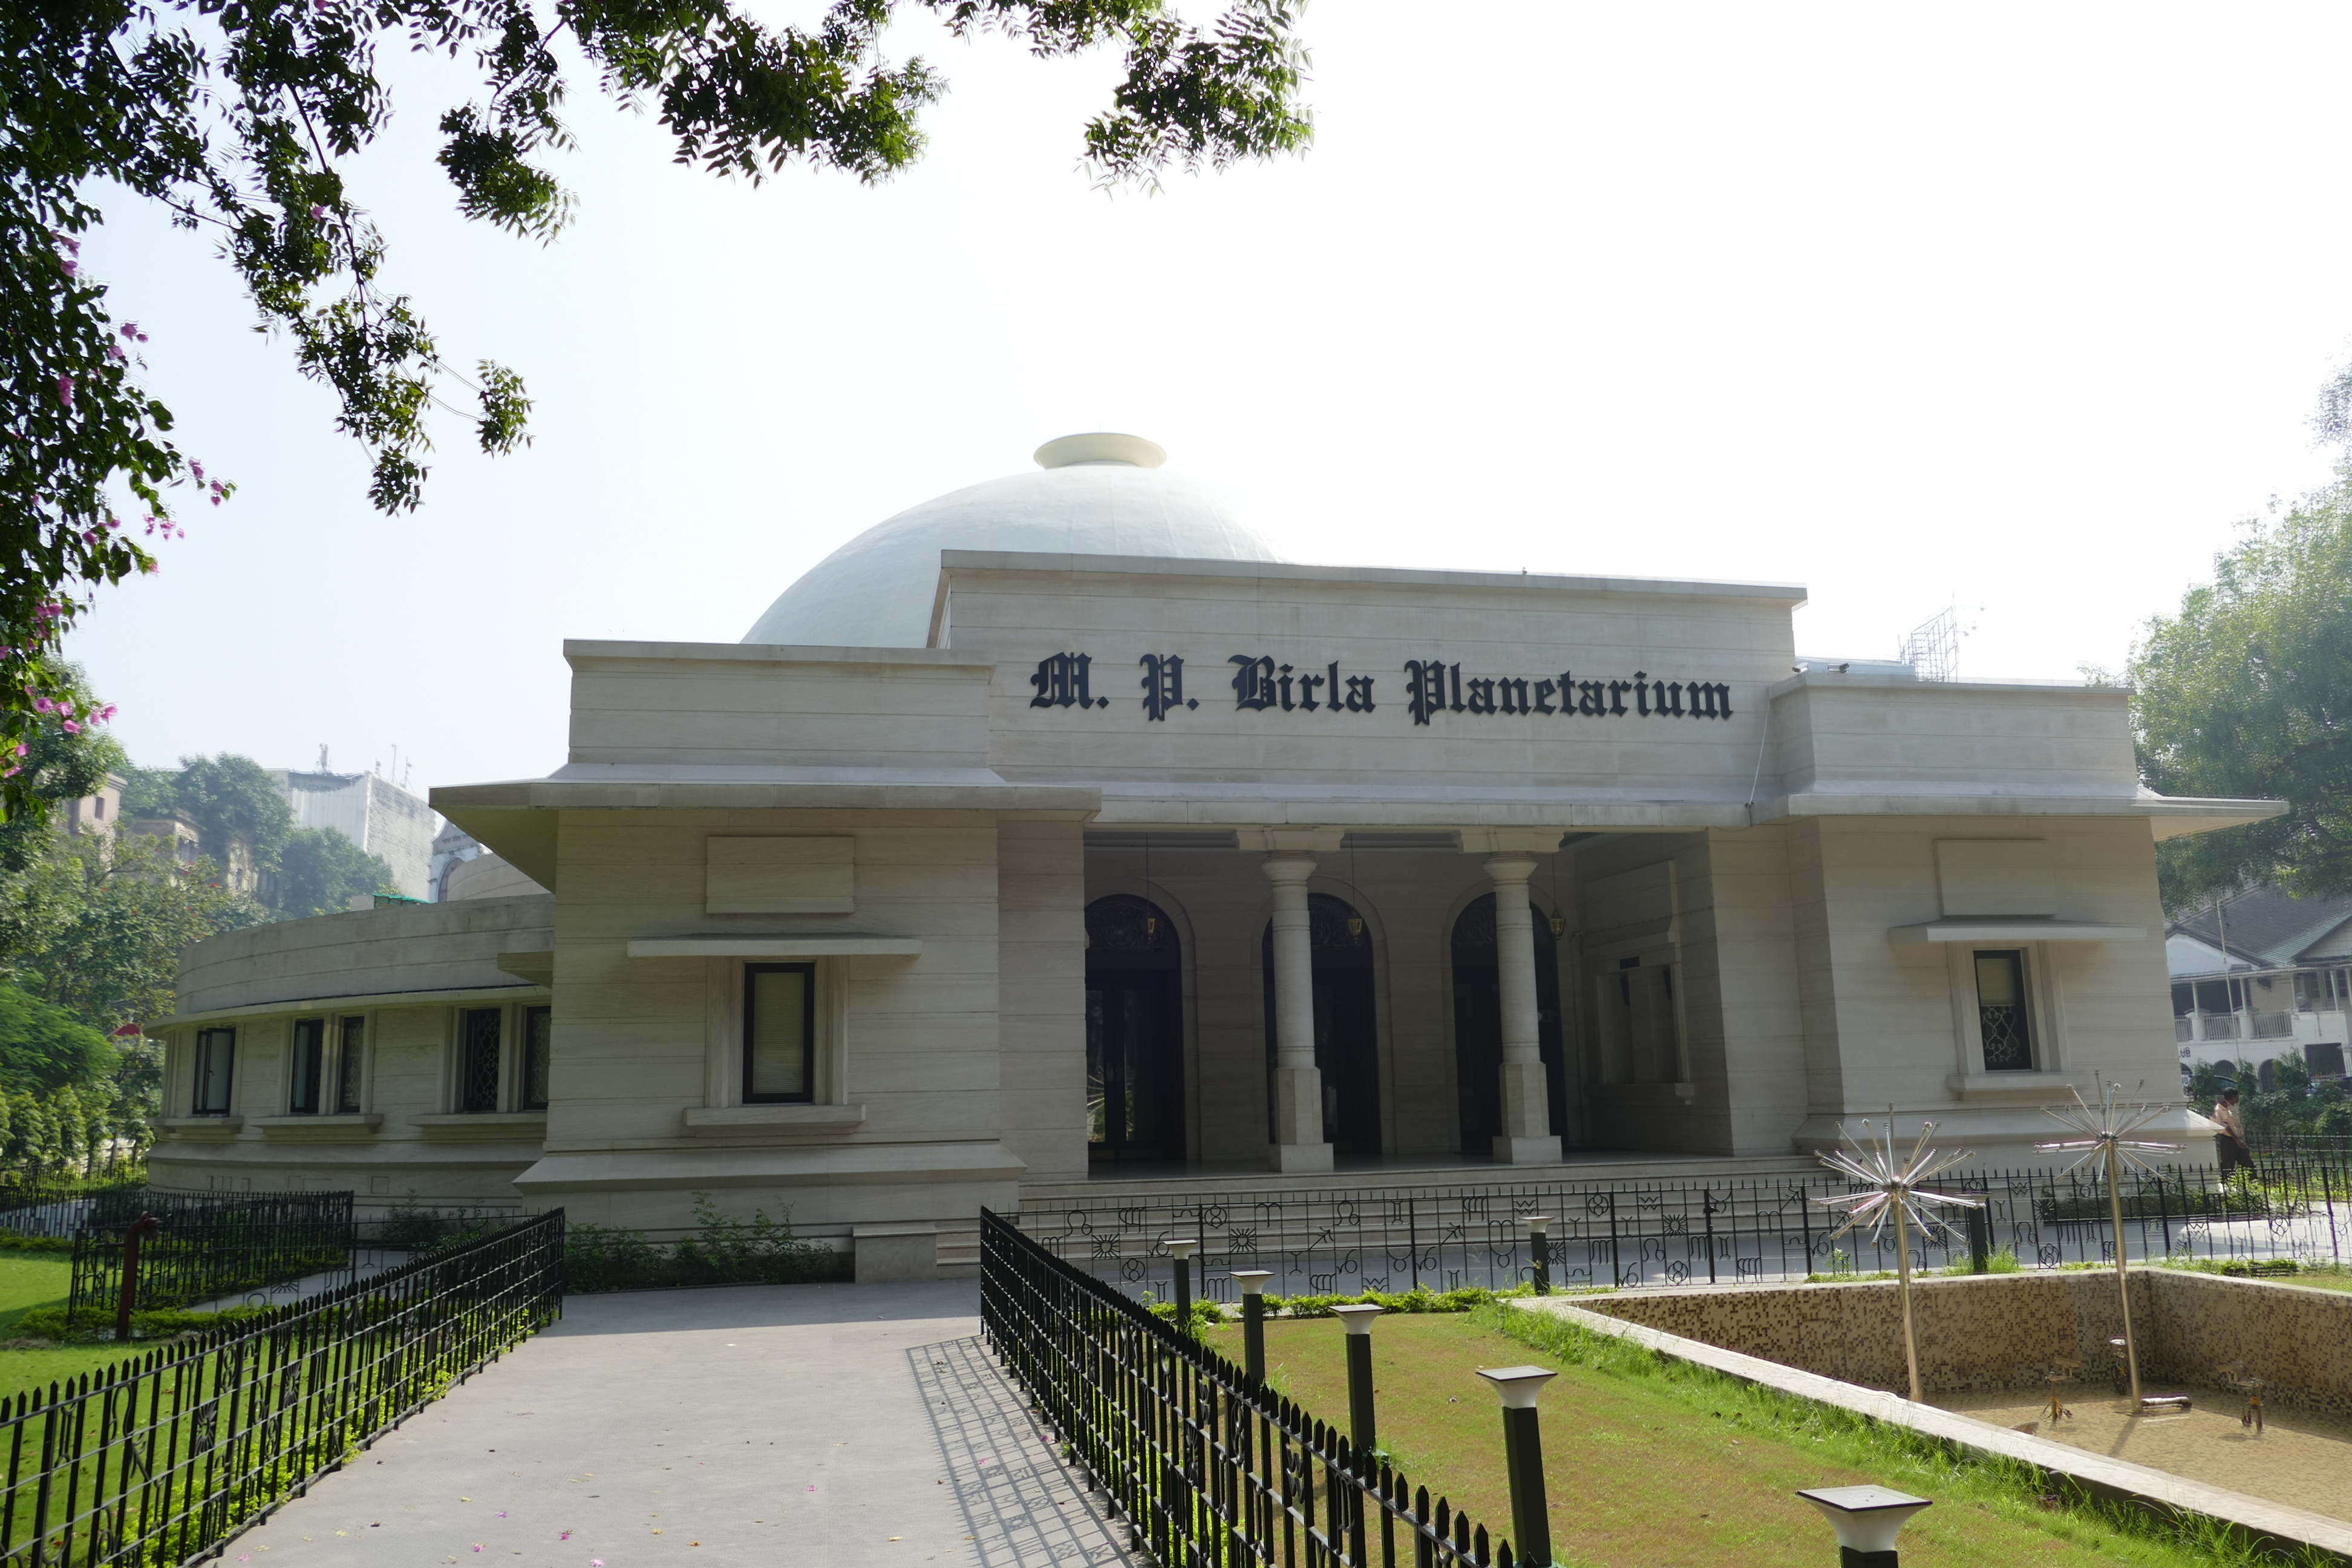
[1027,653,1736,726]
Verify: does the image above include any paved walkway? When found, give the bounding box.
[227,1281,1140,1568]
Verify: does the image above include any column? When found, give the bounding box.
[1487,855,1562,1165]
[1263,854,1333,1174]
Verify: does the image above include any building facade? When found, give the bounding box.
[271,766,438,898]
[149,435,2282,1276]
[2167,889,2352,1088]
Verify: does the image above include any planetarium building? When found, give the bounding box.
[149,435,2279,1278]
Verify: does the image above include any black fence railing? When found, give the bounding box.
[1016,1154,2351,1304]
[982,1208,1524,1568]
[0,1209,563,1566]
[0,1181,148,1242]
[69,1191,358,1323]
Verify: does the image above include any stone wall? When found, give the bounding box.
[1582,1267,2352,1416]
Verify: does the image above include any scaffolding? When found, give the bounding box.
[1898,605,1962,682]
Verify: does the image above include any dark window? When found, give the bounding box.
[289,1018,325,1114]
[521,1007,552,1111]
[1974,950,2033,1072]
[193,1028,235,1115]
[743,964,815,1103]
[2171,982,2194,1018]
[335,1017,365,1113]
[460,1008,503,1112]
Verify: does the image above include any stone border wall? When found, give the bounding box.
[1578,1267,2352,1416]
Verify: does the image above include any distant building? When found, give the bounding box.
[58,773,123,843]
[270,766,436,899]
[2167,888,2352,1088]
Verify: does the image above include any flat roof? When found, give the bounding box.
[933,550,1810,605]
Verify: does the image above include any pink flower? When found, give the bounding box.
[60,720,78,735]
[310,204,326,220]
[60,260,76,278]
[13,744,26,757]
[54,375,72,408]
[57,235,78,256]
[472,1548,483,1555]
[497,1513,507,1519]
[31,697,50,714]
[106,344,124,364]
[98,705,116,720]
[560,1532,571,1541]
[119,322,137,339]
[189,461,203,482]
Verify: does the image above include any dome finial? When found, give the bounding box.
[1034,433,1166,469]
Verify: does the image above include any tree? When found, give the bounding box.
[0,982,114,1093]
[2129,456,2352,909]
[0,667,123,876]
[147,753,295,876]
[276,826,394,918]
[0,0,1312,820]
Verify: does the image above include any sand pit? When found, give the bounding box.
[1938,1383,2352,1523]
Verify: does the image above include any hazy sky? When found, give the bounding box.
[64,2,2352,797]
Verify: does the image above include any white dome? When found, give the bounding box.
[742,435,1279,648]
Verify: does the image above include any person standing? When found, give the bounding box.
[2213,1087,2252,1180]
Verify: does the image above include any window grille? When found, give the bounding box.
[1974,950,2033,1071]
[289,1019,325,1114]
[336,1017,365,1112]
[521,1007,552,1111]
[460,1008,503,1112]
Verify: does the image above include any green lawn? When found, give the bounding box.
[1201,1308,2280,1567]
[0,1250,162,1396]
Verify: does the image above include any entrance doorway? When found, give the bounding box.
[1451,893,1567,1155]
[1085,895,1185,1165]
[1261,893,1382,1157]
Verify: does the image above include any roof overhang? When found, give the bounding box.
[1889,917,2148,946]
[626,935,921,959]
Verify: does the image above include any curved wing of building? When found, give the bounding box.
[151,434,2284,1281]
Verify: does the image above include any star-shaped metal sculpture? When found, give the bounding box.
[2034,1082,2181,1180]
[1816,1117,1984,1247]
[1814,1119,1982,1404]
[2035,1081,2181,1408]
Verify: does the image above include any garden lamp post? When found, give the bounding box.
[1795,1484,1932,1567]
[1166,1237,1198,1331]
[2036,1083,2180,1408]
[1331,1303,1383,1461]
[1476,1365,1557,1568]
[1814,1119,1982,1404]
[1233,1269,1273,1382]
[1525,1215,1552,1295]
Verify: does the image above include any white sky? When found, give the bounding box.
[64,2,2352,795]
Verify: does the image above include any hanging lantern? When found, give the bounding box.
[1347,916,1364,938]
[1550,913,1566,937]
[1144,916,1158,939]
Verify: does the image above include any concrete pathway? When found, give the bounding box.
[225,1281,1141,1568]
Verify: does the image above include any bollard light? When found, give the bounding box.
[1525,1215,1553,1296]
[1794,1485,1932,1567]
[1166,1238,1198,1333]
[1476,1365,1557,1568]
[1331,1304,1383,1461]
[1233,1269,1274,1383]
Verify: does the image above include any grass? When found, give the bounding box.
[1201,1307,2321,1567]
[2152,1258,2352,1294]
[0,1246,252,1396]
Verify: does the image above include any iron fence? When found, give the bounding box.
[1016,1153,2352,1305]
[0,1182,147,1243]
[0,1209,563,1567]
[69,1192,357,1324]
[982,1208,1525,1568]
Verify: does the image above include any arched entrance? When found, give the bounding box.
[1085,895,1186,1165]
[1262,893,1381,1156]
[1452,893,1567,1155]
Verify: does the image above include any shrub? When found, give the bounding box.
[564,1193,841,1293]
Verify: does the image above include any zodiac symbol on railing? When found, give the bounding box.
[1460,1195,1491,1221]
[1665,1261,1691,1285]
[1117,1205,1150,1231]
[1383,1198,1413,1225]
[1662,1214,1688,1235]
[1122,1259,1146,1283]
[2037,1244,2063,1269]
[1228,1228,1258,1256]
[1203,1204,1229,1230]
[1636,1191,1664,1212]
[1585,1193,1611,1218]
[1736,1258,1763,1283]
[1333,1198,1360,1226]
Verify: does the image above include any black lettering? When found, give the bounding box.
[1578,681,1605,716]
[1667,680,1684,717]
[1607,680,1629,716]
[1634,672,1650,717]
[1688,682,1733,720]
[1298,672,1323,711]
[1229,655,1278,711]
[1278,664,1295,711]
[1402,660,1444,725]
[1327,662,1341,716]
[1533,679,1557,715]
[1029,652,1093,710]
[1138,655,1186,722]
[1498,677,1529,715]
[1466,678,1497,714]
[1345,675,1376,713]
[1449,664,1465,713]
